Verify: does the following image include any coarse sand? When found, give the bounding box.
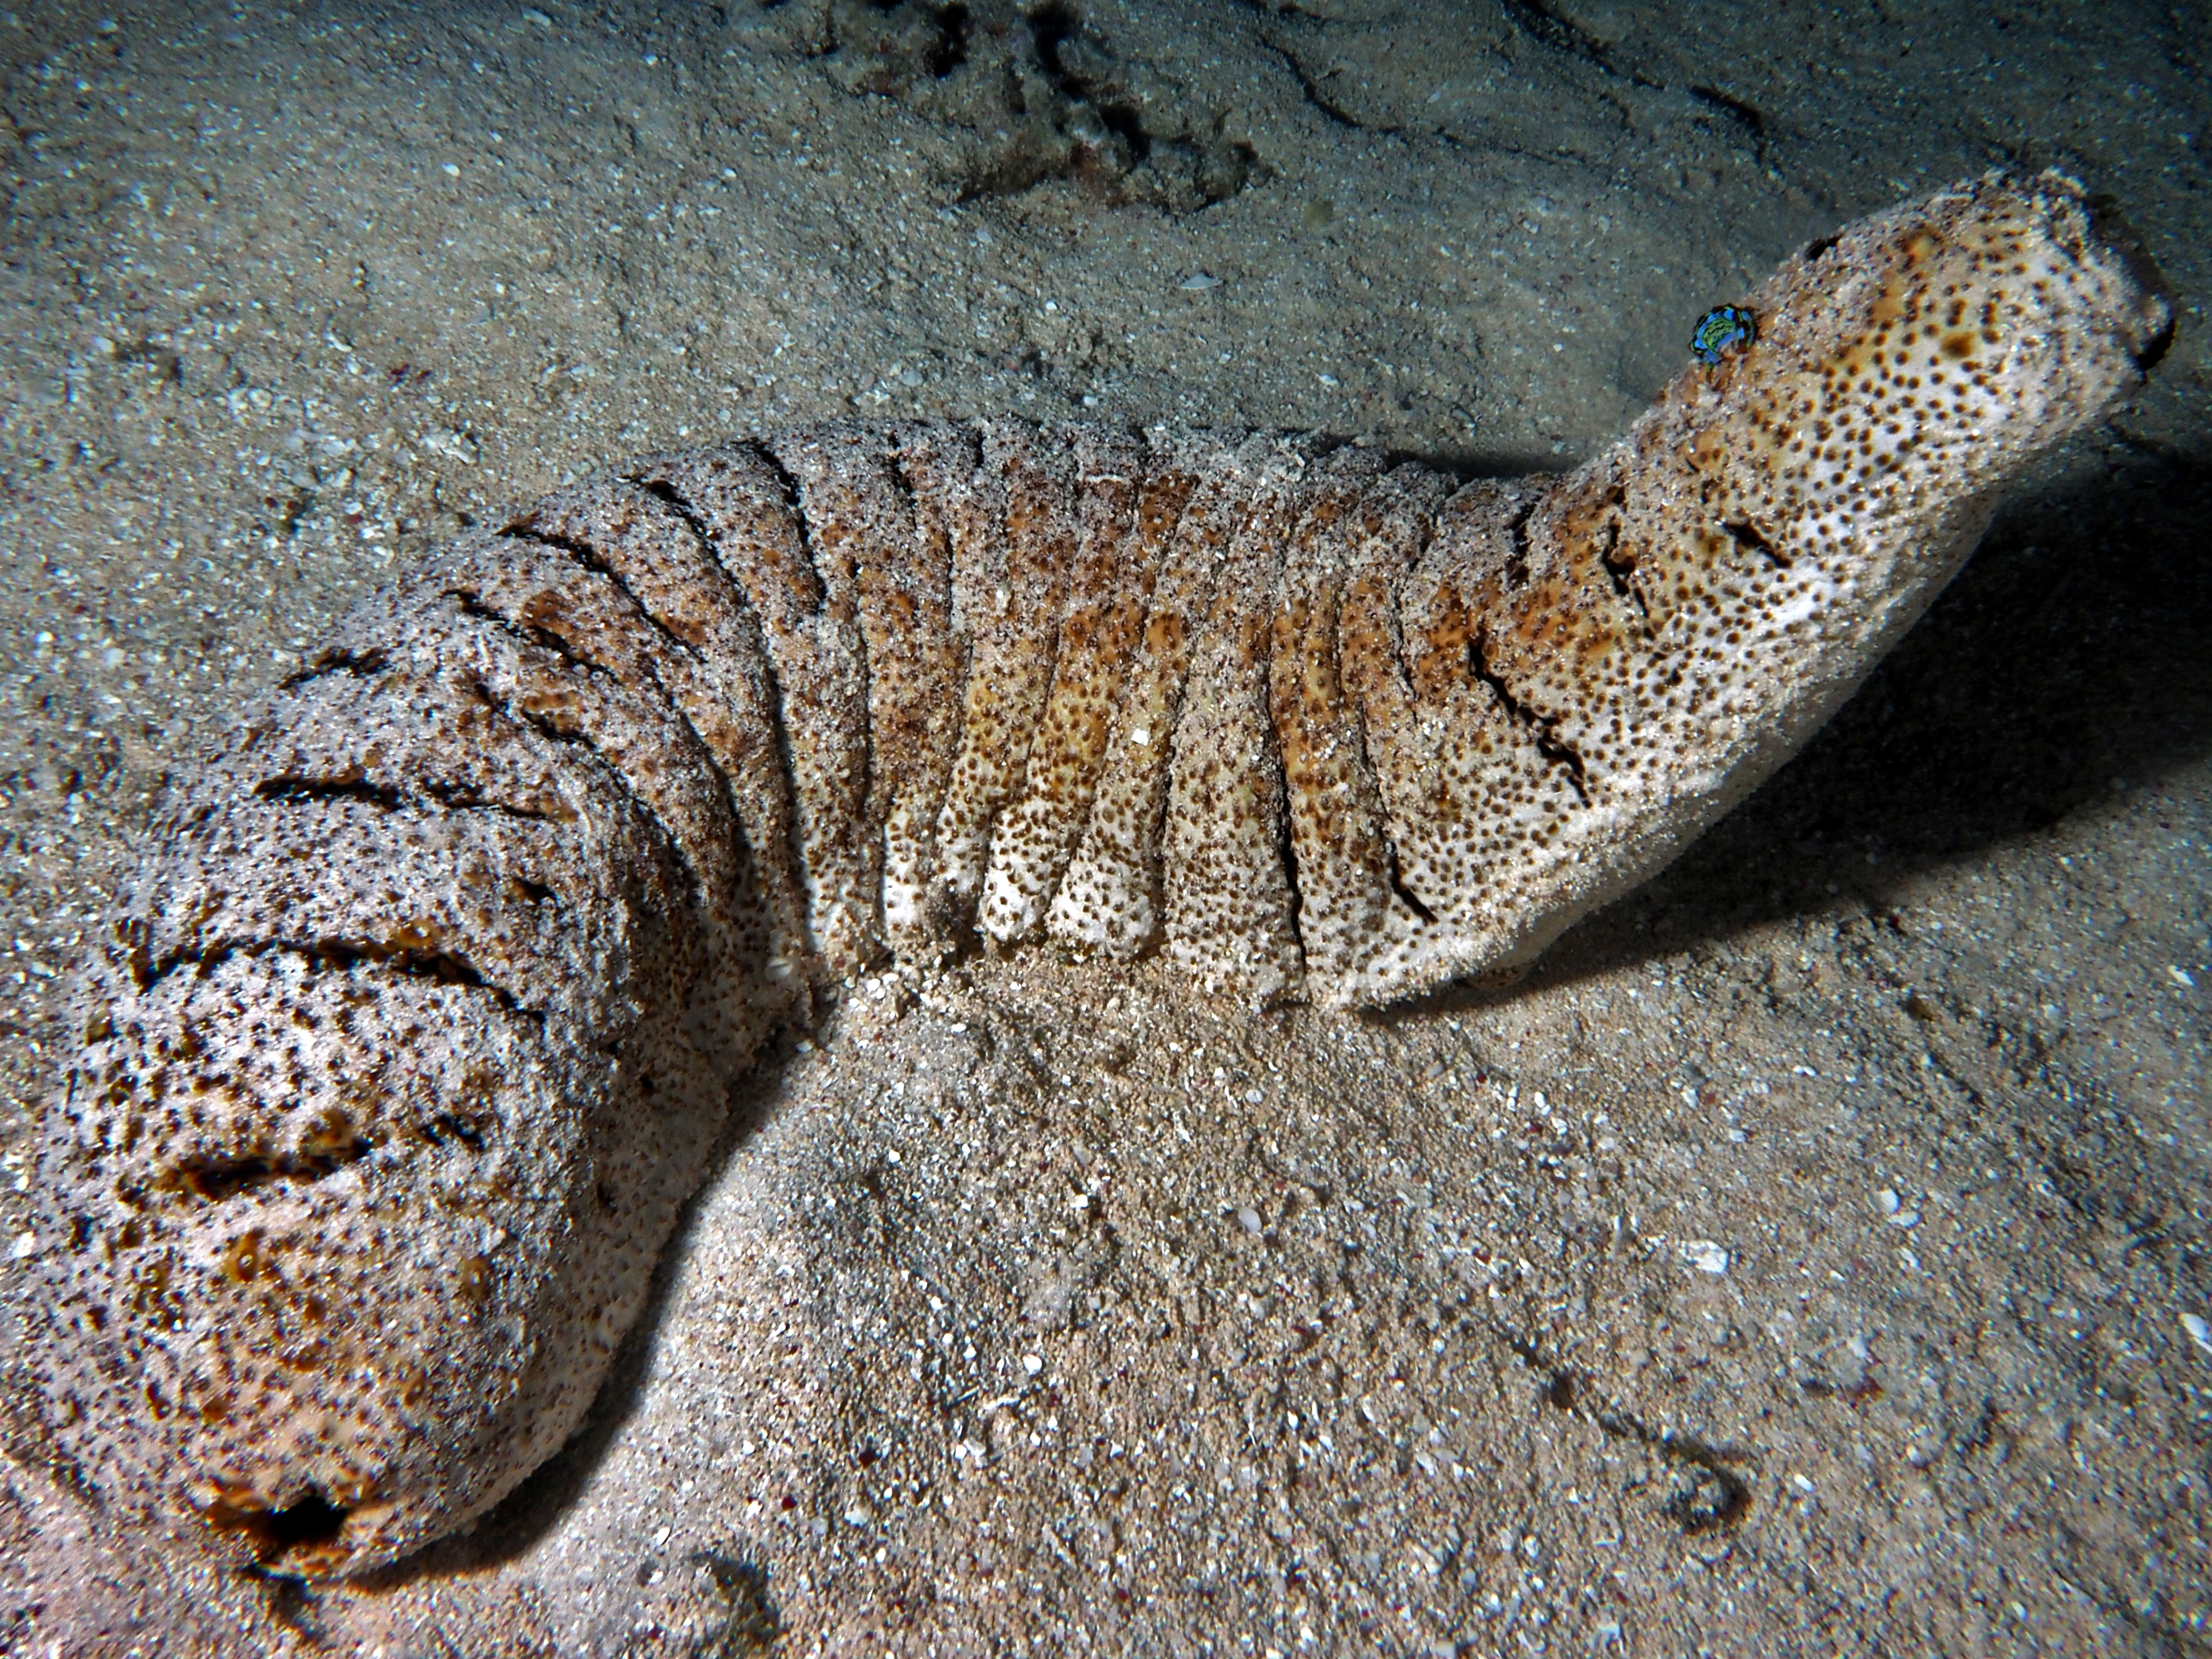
[1,3,2207,1654]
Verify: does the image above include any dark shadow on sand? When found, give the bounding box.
[348,1049,804,1591]
[1416,433,2212,1007]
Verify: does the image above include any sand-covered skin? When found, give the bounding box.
[1,3,2207,1655]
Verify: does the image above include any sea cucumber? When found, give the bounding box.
[30,171,2169,1577]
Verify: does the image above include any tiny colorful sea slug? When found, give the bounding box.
[1690,302,1758,364]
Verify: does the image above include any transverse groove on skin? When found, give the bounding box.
[32,172,2171,1578]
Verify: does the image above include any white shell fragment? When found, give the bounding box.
[1679,1240,1732,1277]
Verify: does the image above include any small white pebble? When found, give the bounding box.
[2184,1313,2212,1357]
[442,162,461,178]
[1022,1352,1043,1375]
[1876,1187,1900,1214]
[1237,1206,1263,1236]
[1179,272,1222,290]
[9,1232,36,1261]
[2168,965,2195,989]
[1678,1240,1729,1276]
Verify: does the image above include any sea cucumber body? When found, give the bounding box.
[33,172,2168,1575]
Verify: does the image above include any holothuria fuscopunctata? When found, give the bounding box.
[30,171,2170,1577]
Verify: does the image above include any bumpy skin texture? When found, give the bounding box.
[33,172,2169,1577]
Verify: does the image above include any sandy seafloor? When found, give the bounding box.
[0,1,2207,1653]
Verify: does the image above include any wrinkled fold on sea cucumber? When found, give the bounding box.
[33,171,2170,1578]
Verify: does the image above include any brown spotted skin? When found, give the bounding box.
[32,172,2168,1576]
